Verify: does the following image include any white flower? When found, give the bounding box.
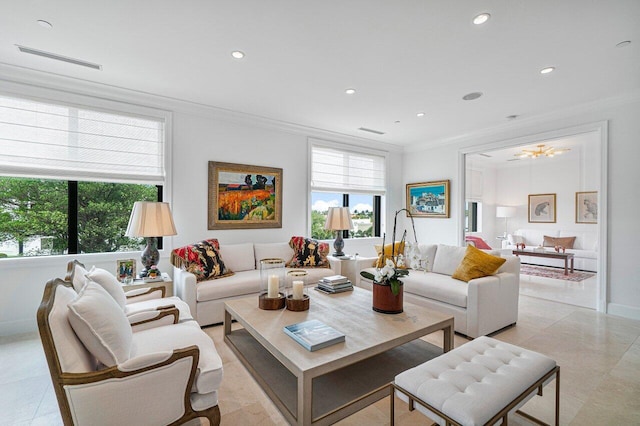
[374,271,383,282]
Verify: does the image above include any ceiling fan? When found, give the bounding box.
[514,144,570,158]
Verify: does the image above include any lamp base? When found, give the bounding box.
[139,237,159,277]
[332,231,346,257]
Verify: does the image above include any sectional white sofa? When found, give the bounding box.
[173,242,341,326]
[504,228,598,272]
[358,244,521,338]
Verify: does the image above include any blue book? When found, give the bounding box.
[283,319,345,351]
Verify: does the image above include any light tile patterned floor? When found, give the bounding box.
[2,285,638,425]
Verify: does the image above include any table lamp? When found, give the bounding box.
[125,201,177,277]
[496,206,516,238]
[324,207,353,257]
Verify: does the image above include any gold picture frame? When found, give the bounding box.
[208,161,283,230]
[116,259,136,283]
[406,180,450,218]
[528,193,556,223]
[576,191,597,224]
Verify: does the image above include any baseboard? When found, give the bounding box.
[607,303,640,321]
[0,318,37,337]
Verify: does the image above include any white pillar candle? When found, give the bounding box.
[268,274,279,298]
[292,280,304,300]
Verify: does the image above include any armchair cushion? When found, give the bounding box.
[287,236,331,268]
[86,266,127,309]
[131,321,223,394]
[70,262,89,292]
[171,239,233,281]
[67,281,133,366]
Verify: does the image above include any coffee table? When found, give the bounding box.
[512,249,575,275]
[224,287,454,426]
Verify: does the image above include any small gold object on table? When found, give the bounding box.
[259,258,286,310]
[285,269,309,311]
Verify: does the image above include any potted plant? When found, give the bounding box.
[361,258,408,313]
[360,208,416,314]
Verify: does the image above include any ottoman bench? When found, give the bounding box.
[391,336,560,426]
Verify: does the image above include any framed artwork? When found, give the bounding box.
[528,193,556,223]
[208,161,283,230]
[406,180,450,218]
[117,259,136,283]
[576,191,597,224]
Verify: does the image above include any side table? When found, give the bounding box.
[331,255,358,286]
[123,272,173,297]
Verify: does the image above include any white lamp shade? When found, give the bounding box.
[125,202,177,237]
[496,206,516,218]
[324,207,354,231]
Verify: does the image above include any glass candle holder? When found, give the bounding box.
[260,258,285,298]
[286,269,308,300]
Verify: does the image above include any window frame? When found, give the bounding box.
[0,83,172,262]
[308,138,387,239]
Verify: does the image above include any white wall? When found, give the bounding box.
[404,96,640,319]
[0,73,401,336]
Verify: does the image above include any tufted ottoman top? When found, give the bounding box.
[395,336,556,426]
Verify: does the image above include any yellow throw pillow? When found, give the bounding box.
[373,242,406,268]
[452,245,506,282]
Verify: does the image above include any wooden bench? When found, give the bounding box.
[390,336,560,425]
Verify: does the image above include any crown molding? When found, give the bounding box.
[404,89,640,153]
[0,62,402,153]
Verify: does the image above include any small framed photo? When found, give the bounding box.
[576,191,597,224]
[406,180,450,218]
[528,193,556,223]
[117,259,136,283]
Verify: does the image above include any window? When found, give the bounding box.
[465,201,483,233]
[0,93,166,258]
[310,144,385,240]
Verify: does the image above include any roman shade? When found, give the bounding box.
[0,94,165,184]
[310,145,386,194]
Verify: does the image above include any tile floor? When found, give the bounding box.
[2,291,639,425]
[520,269,598,310]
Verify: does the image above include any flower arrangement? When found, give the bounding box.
[360,208,417,296]
[361,258,408,295]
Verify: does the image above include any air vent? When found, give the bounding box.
[479,153,492,158]
[358,127,385,135]
[16,45,102,70]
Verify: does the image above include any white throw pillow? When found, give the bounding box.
[86,266,127,309]
[431,244,467,276]
[67,281,133,367]
[507,234,524,245]
[71,263,89,293]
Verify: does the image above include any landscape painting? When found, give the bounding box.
[406,180,450,218]
[208,161,282,229]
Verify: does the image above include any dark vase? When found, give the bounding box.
[372,281,403,314]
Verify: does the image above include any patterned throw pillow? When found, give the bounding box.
[287,236,330,268]
[170,239,234,282]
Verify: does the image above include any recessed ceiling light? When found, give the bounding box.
[37,20,53,29]
[462,92,483,101]
[345,88,356,95]
[540,66,555,74]
[506,115,518,120]
[616,40,631,48]
[416,112,425,117]
[394,120,401,124]
[473,13,491,25]
[231,51,245,59]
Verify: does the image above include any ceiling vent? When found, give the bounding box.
[16,45,102,70]
[358,127,385,135]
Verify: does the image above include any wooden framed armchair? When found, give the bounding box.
[37,278,222,425]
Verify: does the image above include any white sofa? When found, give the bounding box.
[358,244,520,338]
[504,228,597,272]
[174,242,341,326]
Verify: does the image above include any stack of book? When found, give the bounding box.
[316,275,353,294]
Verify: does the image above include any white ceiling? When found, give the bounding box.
[1,1,639,147]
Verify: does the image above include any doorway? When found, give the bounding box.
[458,122,608,312]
